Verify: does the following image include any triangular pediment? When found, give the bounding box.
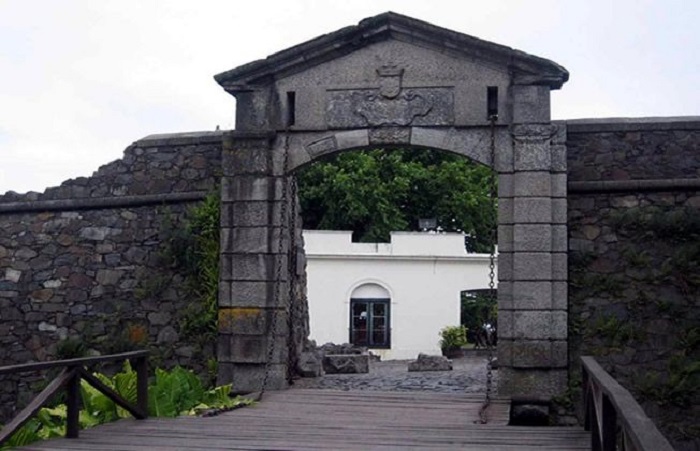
[215,12,568,92]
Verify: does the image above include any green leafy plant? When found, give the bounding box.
[0,363,251,449]
[298,148,497,252]
[55,338,88,360]
[589,315,641,349]
[439,325,468,351]
[635,358,700,408]
[161,193,220,345]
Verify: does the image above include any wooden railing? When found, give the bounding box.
[0,350,149,446]
[581,356,674,451]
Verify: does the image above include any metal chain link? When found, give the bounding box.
[286,169,299,384]
[477,115,498,424]
[258,132,291,401]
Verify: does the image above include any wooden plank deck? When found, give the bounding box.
[20,389,590,450]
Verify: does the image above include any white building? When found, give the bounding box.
[304,230,495,360]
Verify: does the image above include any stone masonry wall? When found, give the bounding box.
[566,118,700,450]
[1,117,698,445]
[0,132,222,422]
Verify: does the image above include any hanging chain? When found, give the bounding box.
[286,165,299,384]
[477,115,498,424]
[258,132,291,401]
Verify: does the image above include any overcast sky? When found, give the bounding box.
[1,0,698,195]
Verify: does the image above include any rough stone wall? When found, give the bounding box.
[0,132,222,203]
[566,118,700,449]
[0,132,222,422]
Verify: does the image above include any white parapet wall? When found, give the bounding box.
[304,230,496,360]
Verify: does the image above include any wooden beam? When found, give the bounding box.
[581,356,674,451]
[0,350,149,376]
[79,369,147,420]
[0,368,74,446]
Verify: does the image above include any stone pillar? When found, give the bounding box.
[497,85,568,399]
[218,130,291,392]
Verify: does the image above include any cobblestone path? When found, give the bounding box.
[292,354,497,393]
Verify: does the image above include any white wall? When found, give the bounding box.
[304,231,496,360]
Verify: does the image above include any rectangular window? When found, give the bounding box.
[350,298,390,348]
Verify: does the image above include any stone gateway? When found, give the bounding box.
[214,12,569,399]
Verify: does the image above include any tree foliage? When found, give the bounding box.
[297,149,496,252]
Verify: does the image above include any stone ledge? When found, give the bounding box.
[0,191,207,214]
[568,178,700,194]
[137,130,225,147]
[565,116,700,133]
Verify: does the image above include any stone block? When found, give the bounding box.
[223,226,285,254]
[512,281,552,309]
[218,281,231,306]
[510,341,567,368]
[512,85,551,124]
[298,350,324,377]
[497,252,513,282]
[220,254,288,282]
[513,252,552,281]
[494,144,514,172]
[513,197,552,223]
[304,135,340,159]
[551,225,567,253]
[222,146,272,176]
[513,311,553,340]
[230,201,284,227]
[411,126,446,149]
[514,172,551,197]
[497,281,513,310]
[514,144,552,171]
[513,224,551,252]
[552,253,568,281]
[217,307,289,336]
[551,173,567,198]
[221,176,284,202]
[497,339,513,366]
[498,198,513,224]
[497,173,513,198]
[369,128,411,145]
[157,326,179,344]
[497,310,513,339]
[551,144,567,173]
[552,340,568,367]
[551,311,568,340]
[408,354,453,372]
[219,281,289,308]
[551,122,567,145]
[497,225,513,252]
[551,198,567,224]
[218,362,288,393]
[287,144,312,173]
[218,334,288,364]
[511,341,552,368]
[335,129,370,150]
[498,367,568,400]
[323,354,369,374]
[552,282,568,310]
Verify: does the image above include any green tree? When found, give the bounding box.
[297,149,496,252]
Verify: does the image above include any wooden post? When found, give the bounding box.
[134,355,149,418]
[582,367,592,432]
[65,368,81,439]
[601,394,617,451]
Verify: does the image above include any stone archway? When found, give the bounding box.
[215,12,569,400]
